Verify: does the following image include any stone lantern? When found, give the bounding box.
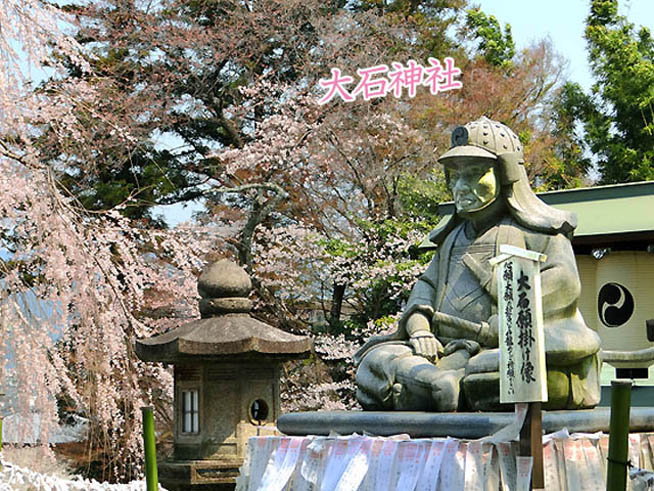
[136,259,312,490]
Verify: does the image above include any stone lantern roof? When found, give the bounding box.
[136,259,312,363]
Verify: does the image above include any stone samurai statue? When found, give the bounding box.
[354,117,601,412]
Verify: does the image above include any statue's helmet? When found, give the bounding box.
[425,115,578,242]
[437,116,523,165]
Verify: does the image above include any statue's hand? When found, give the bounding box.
[409,331,443,362]
[443,339,481,356]
[406,312,431,334]
[405,312,442,361]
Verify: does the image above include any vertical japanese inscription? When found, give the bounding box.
[503,261,515,396]
[517,271,536,384]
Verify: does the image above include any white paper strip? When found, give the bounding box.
[299,438,327,488]
[543,440,562,491]
[415,439,447,491]
[464,441,483,490]
[393,441,427,490]
[497,442,517,491]
[320,437,363,491]
[481,443,500,491]
[438,440,465,490]
[581,439,605,491]
[286,438,315,491]
[563,438,585,491]
[367,439,397,491]
[258,436,303,491]
[359,439,384,491]
[334,438,370,491]
[516,456,533,491]
[247,436,278,491]
[630,434,643,470]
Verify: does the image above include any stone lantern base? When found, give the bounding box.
[159,420,279,491]
[158,459,242,491]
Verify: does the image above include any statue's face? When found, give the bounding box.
[446,160,499,214]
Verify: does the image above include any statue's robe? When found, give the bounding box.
[355,216,601,411]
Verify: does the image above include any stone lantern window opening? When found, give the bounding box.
[181,389,199,433]
[248,398,269,425]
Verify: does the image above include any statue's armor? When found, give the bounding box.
[355,217,602,411]
[438,223,495,341]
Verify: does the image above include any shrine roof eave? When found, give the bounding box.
[539,180,654,239]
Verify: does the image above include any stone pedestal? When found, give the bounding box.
[277,407,654,439]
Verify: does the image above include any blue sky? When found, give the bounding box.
[475,0,654,91]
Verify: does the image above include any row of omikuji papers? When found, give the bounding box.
[236,431,654,491]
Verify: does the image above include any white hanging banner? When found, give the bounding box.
[393,441,427,490]
[415,439,448,491]
[497,442,517,490]
[464,441,483,490]
[333,438,371,491]
[491,244,548,403]
[369,439,397,491]
[257,436,303,491]
[516,456,533,491]
[320,437,363,491]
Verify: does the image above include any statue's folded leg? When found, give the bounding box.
[462,348,601,410]
[356,344,414,410]
[356,344,471,411]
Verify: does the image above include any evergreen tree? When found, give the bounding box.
[556,0,654,184]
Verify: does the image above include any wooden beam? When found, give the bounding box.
[520,402,544,489]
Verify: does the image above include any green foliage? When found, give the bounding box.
[546,82,594,189]
[397,168,449,222]
[559,0,654,184]
[321,238,359,259]
[464,8,515,69]
[322,167,446,336]
[326,212,439,337]
[358,215,432,242]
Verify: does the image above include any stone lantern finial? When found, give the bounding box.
[198,259,253,317]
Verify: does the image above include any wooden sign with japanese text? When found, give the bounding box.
[491,245,548,403]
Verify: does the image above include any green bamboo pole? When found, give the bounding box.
[141,406,158,491]
[606,380,632,491]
